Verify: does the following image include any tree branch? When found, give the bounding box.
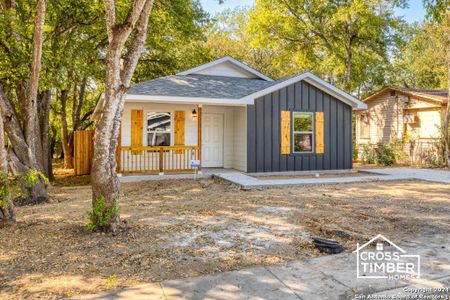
[281,0,341,59]
[121,0,155,86]
[103,0,117,42]
[79,109,94,124]
[73,77,88,131]
[80,120,94,131]
[120,0,147,32]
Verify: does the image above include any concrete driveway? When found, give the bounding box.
[216,167,450,189]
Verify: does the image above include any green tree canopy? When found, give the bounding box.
[391,22,447,89]
[245,0,406,94]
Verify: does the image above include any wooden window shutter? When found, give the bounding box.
[280,111,291,154]
[131,109,143,149]
[174,111,185,146]
[315,112,324,154]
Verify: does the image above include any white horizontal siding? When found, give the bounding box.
[121,102,247,171]
[193,61,258,79]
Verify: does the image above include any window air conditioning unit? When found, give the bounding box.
[360,114,369,123]
[402,96,410,106]
[403,112,416,124]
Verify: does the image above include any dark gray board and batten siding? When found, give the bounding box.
[247,80,353,173]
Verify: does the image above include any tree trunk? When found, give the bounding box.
[8,150,48,204]
[0,0,48,204]
[0,113,16,226]
[91,65,125,232]
[38,91,53,180]
[90,0,155,232]
[50,125,57,162]
[60,90,74,169]
[343,49,352,91]
[446,42,450,168]
[63,149,74,169]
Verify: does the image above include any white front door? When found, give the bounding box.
[202,113,224,168]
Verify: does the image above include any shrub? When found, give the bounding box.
[18,169,49,188]
[360,144,377,164]
[375,143,395,166]
[422,140,446,168]
[1,169,46,204]
[388,138,409,165]
[0,171,10,209]
[352,141,358,160]
[87,196,119,232]
[428,125,448,168]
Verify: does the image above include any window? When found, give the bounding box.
[293,112,314,152]
[147,112,171,146]
[359,114,370,139]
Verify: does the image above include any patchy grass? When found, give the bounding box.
[0,176,449,299]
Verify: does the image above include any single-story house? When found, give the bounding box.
[355,87,448,156]
[119,56,367,174]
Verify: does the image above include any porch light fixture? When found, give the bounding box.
[192,109,197,119]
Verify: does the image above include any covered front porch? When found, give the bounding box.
[117,102,247,174]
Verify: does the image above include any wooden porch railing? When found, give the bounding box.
[117,146,200,174]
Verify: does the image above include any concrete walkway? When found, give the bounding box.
[119,168,236,183]
[215,168,450,189]
[71,234,450,300]
[118,167,450,187]
[362,168,450,184]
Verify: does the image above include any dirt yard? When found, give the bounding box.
[0,175,449,299]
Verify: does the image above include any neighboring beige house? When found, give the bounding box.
[355,87,448,158]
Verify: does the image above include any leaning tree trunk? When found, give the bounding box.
[0,0,48,204]
[0,113,15,226]
[8,150,48,205]
[91,0,155,232]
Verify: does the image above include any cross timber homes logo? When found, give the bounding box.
[353,234,420,280]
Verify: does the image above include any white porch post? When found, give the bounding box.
[198,104,202,174]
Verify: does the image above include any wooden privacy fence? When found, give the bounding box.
[74,130,94,176]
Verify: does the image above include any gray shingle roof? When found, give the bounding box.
[365,87,448,103]
[128,74,280,99]
[393,87,447,100]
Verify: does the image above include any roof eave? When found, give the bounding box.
[125,94,252,106]
[364,87,447,103]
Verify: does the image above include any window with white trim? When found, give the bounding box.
[293,112,314,153]
[147,112,171,146]
[359,113,370,139]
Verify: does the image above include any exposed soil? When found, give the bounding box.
[353,162,450,171]
[253,170,377,180]
[52,161,91,187]
[0,170,449,299]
